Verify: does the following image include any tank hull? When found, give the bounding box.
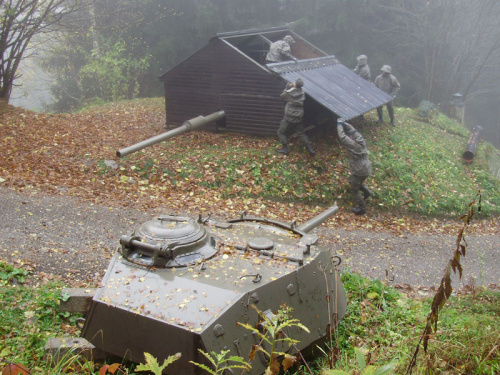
[82,216,346,374]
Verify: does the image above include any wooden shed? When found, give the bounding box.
[159,27,392,135]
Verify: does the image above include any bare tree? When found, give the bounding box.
[0,0,87,102]
[372,0,500,108]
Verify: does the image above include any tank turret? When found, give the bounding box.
[80,112,347,374]
[81,208,346,374]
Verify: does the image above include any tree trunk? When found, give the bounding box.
[0,82,13,103]
[89,2,100,57]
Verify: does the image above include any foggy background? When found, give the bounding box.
[6,0,500,149]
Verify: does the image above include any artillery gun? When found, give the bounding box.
[79,112,347,374]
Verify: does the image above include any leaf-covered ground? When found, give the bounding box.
[2,99,499,375]
[0,98,498,236]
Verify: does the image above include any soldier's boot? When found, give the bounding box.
[276,143,289,155]
[376,107,384,123]
[352,207,366,215]
[389,106,395,126]
[306,143,316,156]
[361,186,373,201]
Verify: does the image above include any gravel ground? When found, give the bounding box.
[1,187,499,292]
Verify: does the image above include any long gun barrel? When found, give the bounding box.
[116,110,226,158]
[297,205,339,233]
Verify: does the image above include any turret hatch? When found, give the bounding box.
[119,215,218,268]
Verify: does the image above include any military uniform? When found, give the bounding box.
[276,79,315,155]
[353,55,371,81]
[266,35,297,63]
[374,65,400,126]
[337,120,372,214]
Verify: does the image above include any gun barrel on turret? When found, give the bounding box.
[297,205,339,233]
[116,110,226,158]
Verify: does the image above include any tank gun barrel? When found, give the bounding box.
[116,110,226,158]
[296,205,339,233]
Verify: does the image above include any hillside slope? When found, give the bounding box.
[0,98,499,230]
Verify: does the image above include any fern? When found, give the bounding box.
[135,352,181,375]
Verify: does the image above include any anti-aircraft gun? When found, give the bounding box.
[79,112,347,374]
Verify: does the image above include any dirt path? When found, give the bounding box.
[1,187,499,292]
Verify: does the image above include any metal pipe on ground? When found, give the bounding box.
[462,126,483,163]
[116,110,226,158]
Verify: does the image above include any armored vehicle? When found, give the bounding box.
[80,112,347,374]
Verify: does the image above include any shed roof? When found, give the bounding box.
[159,27,394,132]
[268,56,393,120]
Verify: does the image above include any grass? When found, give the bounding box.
[2,101,500,373]
[0,276,81,369]
[3,97,499,220]
[362,108,500,216]
[110,103,500,217]
[1,263,498,374]
[321,272,500,375]
[74,97,165,114]
[426,293,500,374]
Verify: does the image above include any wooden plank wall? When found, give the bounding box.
[162,39,288,136]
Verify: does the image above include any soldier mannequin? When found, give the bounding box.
[374,65,400,126]
[353,54,371,120]
[266,35,298,63]
[276,78,315,156]
[353,54,371,82]
[336,118,372,215]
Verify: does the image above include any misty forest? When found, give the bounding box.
[1,1,500,375]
